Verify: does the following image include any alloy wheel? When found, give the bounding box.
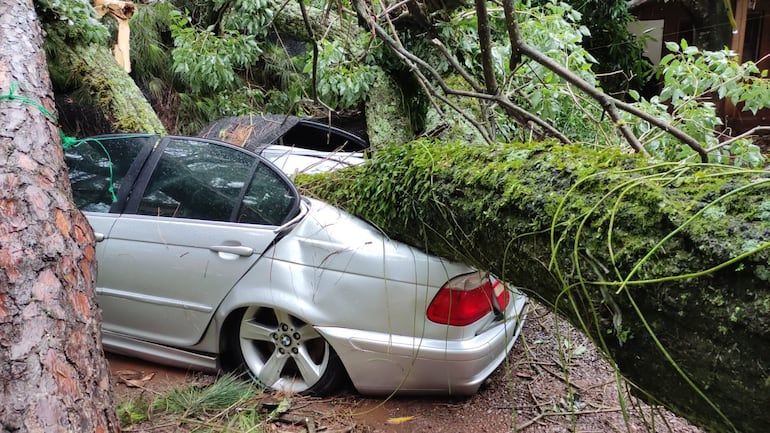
[238,306,332,393]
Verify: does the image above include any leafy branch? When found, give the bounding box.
[357,0,714,161]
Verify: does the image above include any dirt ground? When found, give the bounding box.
[109,303,705,433]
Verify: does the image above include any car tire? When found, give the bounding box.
[231,306,345,395]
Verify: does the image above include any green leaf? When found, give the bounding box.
[665,41,680,52]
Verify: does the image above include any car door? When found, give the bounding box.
[96,136,300,347]
[64,134,156,259]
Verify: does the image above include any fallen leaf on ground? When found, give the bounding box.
[386,416,415,424]
[115,369,156,387]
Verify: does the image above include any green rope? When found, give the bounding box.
[67,137,119,203]
[61,134,79,149]
[1,82,117,203]
[1,82,76,145]
[0,82,59,122]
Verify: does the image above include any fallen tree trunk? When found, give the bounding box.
[51,43,165,134]
[297,139,770,433]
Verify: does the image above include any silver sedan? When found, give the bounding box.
[65,133,527,395]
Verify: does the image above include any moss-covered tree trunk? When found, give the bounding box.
[54,43,165,133]
[364,67,414,149]
[299,140,770,433]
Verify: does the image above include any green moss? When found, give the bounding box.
[364,68,413,148]
[61,43,166,134]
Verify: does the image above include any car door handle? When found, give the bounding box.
[94,232,106,242]
[209,245,254,257]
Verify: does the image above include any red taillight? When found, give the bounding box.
[427,273,510,326]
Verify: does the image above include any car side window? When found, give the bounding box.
[136,138,298,225]
[238,161,298,225]
[64,136,149,212]
[137,138,256,221]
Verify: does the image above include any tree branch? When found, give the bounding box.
[353,0,570,144]
[503,9,710,161]
[502,0,522,70]
[356,0,495,143]
[474,0,499,139]
[296,0,319,102]
[475,0,498,95]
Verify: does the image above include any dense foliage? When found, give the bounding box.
[628,40,770,166]
[37,0,770,167]
[529,0,653,96]
[36,0,108,44]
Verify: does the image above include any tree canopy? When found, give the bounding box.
[38,0,770,165]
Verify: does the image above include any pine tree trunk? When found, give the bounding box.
[0,0,119,431]
[299,139,770,433]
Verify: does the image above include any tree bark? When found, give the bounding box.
[298,140,770,433]
[0,0,119,431]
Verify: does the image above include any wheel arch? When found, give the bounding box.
[212,286,347,374]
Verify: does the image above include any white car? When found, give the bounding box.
[65,132,527,395]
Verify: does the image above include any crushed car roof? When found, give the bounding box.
[199,114,368,153]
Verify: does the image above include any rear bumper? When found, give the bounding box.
[317,293,527,396]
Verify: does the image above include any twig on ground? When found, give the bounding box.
[519,406,623,431]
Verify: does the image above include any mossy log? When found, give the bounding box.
[364,67,414,149]
[297,140,770,433]
[53,44,165,134]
